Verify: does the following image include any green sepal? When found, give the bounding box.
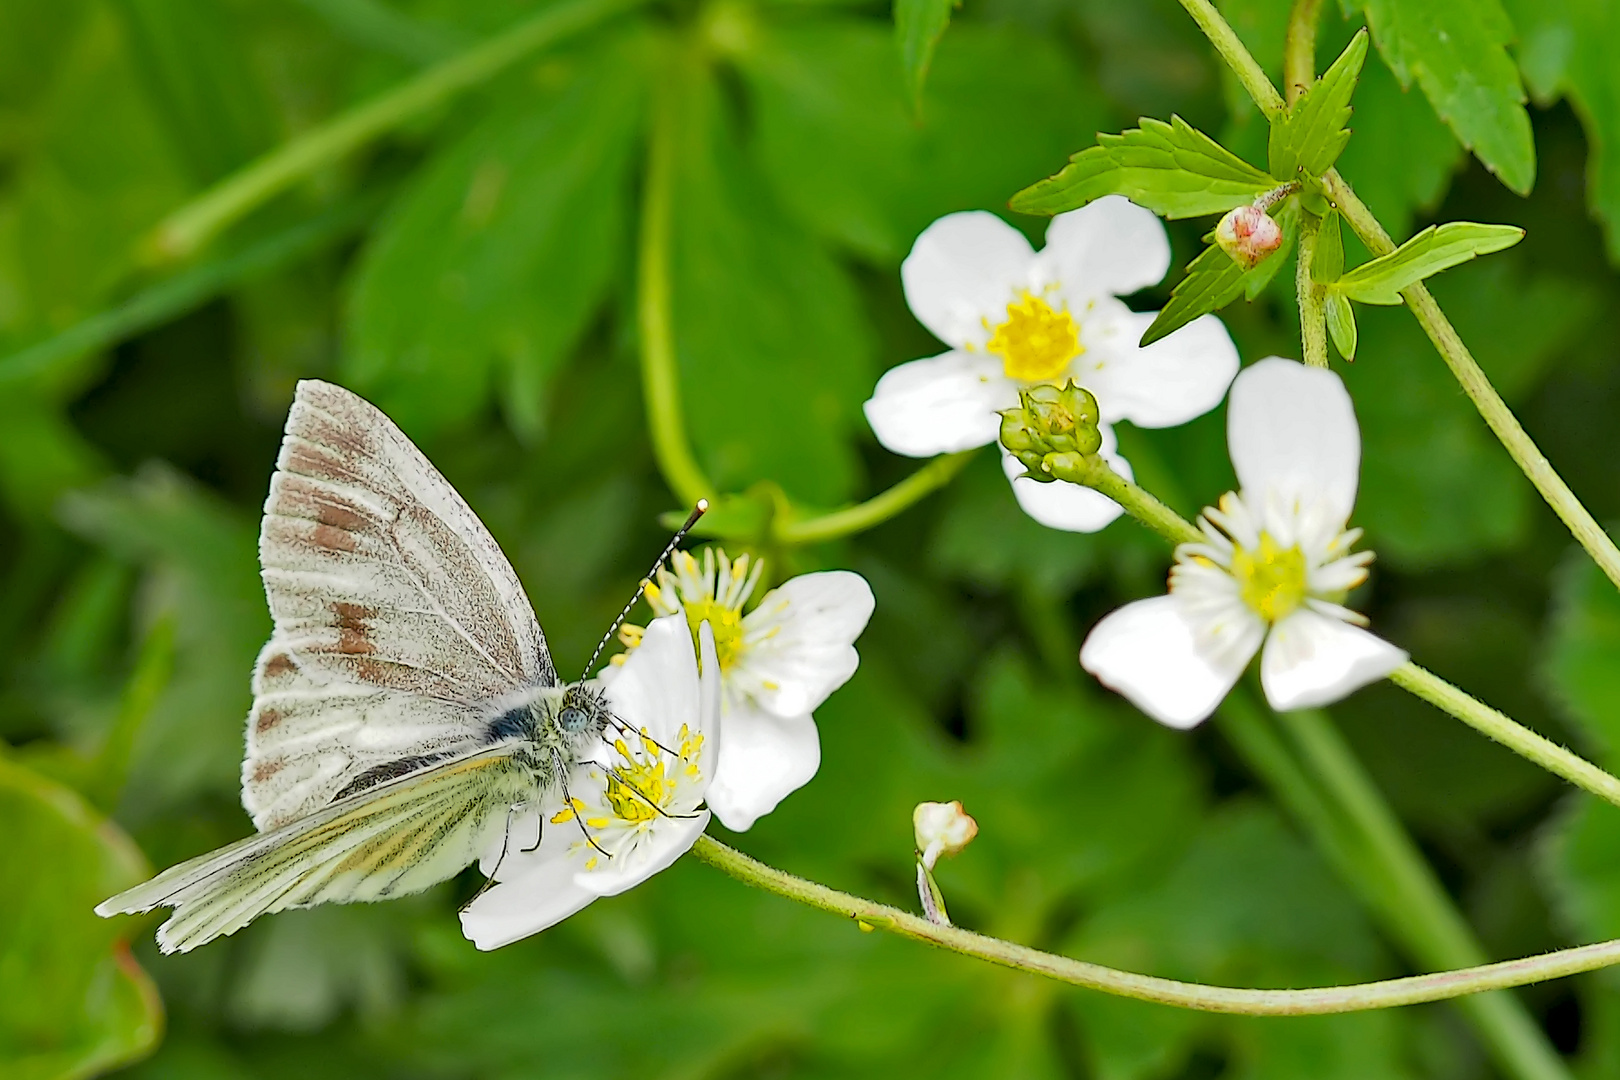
[1326,291,1358,360]
[1009,115,1277,218]
[1333,221,1524,304]
[1269,30,1368,180]
[1312,209,1345,284]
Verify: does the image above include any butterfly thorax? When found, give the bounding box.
[483,681,613,790]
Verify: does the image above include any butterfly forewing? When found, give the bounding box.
[99,749,529,953]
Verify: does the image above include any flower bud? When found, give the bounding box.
[1215,204,1284,270]
[914,800,978,871]
[998,381,1101,482]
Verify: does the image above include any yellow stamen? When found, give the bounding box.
[986,291,1082,382]
[1230,532,1309,623]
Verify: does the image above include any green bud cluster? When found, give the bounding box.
[998,381,1102,484]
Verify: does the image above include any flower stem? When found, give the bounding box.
[1175,0,1285,120]
[1294,211,1330,368]
[637,50,716,509]
[148,0,642,261]
[1389,661,1620,807]
[1283,0,1323,106]
[774,451,977,546]
[1079,461,1202,545]
[1323,173,1620,595]
[690,834,1620,1013]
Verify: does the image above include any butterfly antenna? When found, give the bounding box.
[580,499,708,680]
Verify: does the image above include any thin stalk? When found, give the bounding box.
[774,451,976,546]
[1294,212,1329,368]
[1175,0,1285,120]
[1282,0,1323,105]
[1324,172,1620,594]
[690,835,1620,1014]
[636,48,715,508]
[0,197,377,387]
[150,0,641,260]
[1275,706,1572,1080]
[1390,661,1620,807]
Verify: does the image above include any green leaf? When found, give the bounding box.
[1351,0,1536,194]
[1326,291,1358,359]
[669,54,875,506]
[344,35,646,439]
[1010,115,1277,219]
[1141,203,1298,345]
[1312,208,1345,283]
[1333,221,1524,304]
[892,0,956,106]
[1268,29,1368,178]
[0,756,161,1080]
[741,21,1103,265]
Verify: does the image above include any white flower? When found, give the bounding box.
[458,614,719,949]
[913,800,978,871]
[1080,357,1408,728]
[863,196,1240,532]
[613,549,873,832]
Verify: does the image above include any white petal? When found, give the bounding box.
[1260,609,1407,711]
[1077,306,1239,428]
[1080,595,1260,728]
[1001,431,1132,533]
[575,810,711,898]
[1228,358,1360,526]
[707,706,821,832]
[864,350,1015,457]
[901,211,1036,349]
[604,614,701,746]
[459,826,596,950]
[735,571,874,718]
[1035,196,1172,301]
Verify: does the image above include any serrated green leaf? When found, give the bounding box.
[1351,0,1535,194]
[1269,29,1367,179]
[1333,221,1523,304]
[893,0,956,106]
[1011,115,1277,218]
[1312,208,1344,283]
[1326,291,1358,359]
[1143,206,1297,345]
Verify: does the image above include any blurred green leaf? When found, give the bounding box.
[1333,221,1524,304]
[1349,0,1536,194]
[668,52,874,506]
[741,21,1104,264]
[892,0,957,106]
[1012,115,1277,219]
[345,33,647,439]
[1268,29,1367,179]
[0,756,161,1079]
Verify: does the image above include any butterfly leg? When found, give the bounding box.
[555,750,612,860]
[459,803,533,911]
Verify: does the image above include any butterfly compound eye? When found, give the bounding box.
[558,706,590,733]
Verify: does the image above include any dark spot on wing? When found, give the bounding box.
[262,652,298,678]
[311,523,357,553]
[332,602,376,654]
[333,753,455,801]
[315,498,372,533]
[252,759,284,782]
[254,708,283,734]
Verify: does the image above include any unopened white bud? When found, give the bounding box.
[1215,204,1284,270]
[913,800,978,870]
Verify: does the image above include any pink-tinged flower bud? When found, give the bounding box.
[914,800,979,870]
[1215,205,1284,270]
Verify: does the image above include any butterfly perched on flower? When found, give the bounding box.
[97,381,718,953]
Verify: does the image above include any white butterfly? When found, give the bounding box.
[97,380,710,953]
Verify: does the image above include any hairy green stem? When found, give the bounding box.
[0,198,377,387]
[637,53,715,509]
[1176,0,1285,119]
[1324,173,1620,595]
[691,835,1620,1013]
[1282,0,1323,105]
[1294,212,1330,368]
[775,452,976,546]
[149,0,640,260]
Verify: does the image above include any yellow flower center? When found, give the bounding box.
[1230,532,1308,623]
[597,726,705,825]
[682,600,744,670]
[986,292,1082,382]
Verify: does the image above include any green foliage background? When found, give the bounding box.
[5,0,1620,1076]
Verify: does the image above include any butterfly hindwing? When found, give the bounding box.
[100,749,530,953]
[260,379,555,705]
